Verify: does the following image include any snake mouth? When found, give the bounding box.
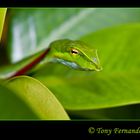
[81,64,103,71]
[95,67,102,71]
[95,64,103,71]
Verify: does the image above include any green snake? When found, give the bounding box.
[0,39,102,80]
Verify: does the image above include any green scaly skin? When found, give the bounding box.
[0,39,102,80]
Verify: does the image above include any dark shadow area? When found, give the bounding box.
[68,103,140,120]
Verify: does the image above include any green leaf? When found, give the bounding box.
[5,8,140,63]
[34,23,140,111]
[0,84,39,119]
[68,104,140,119]
[0,8,7,41]
[6,76,70,120]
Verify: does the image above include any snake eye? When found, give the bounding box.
[71,48,79,55]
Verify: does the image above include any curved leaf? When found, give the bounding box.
[34,23,140,110]
[6,76,69,120]
[0,84,39,120]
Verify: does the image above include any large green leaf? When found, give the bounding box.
[34,23,140,111]
[5,8,140,63]
[0,84,38,119]
[6,76,69,120]
[0,8,7,41]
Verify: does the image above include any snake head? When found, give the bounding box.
[49,39,102,71]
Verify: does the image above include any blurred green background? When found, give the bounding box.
[0,8,140,120]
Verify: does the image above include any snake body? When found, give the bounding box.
[0,39,102,80]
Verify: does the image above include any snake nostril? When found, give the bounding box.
[93,58,97,63]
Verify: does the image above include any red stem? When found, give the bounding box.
[11,48,50,78]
